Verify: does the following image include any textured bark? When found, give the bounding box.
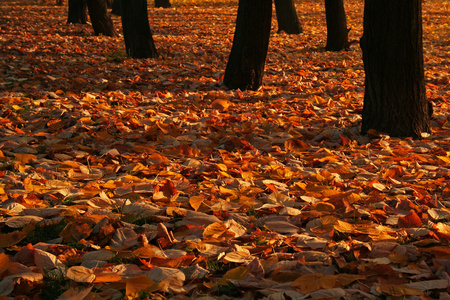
[360,0,430,138]
[155,0,171,8]
[121,0,158,58]
[67,0,88,24]
[86,0,118,37]
[274,0,302,34]
[325,0,349,51]
[223,0,272,91]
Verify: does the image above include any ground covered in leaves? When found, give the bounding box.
[0,0,449,299]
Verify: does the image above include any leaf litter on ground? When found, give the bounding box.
[0,0,449,299]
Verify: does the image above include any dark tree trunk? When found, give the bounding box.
[86,0,118,37]
[223,0,272,91]
[325,0,349,51]
[360,0,430,138]
[121,0,158,58]
[111,0,122,16]
[274,0,302,34]
[155,0,171,8]
[67,0,88,24]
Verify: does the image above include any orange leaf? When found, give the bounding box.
[14,153,37,164]
[398,211,422,228]
[0,253,10,275]
[211,99,231,110]
[93,272,122,283]
[124,275,162,296]
[285,139,309,153]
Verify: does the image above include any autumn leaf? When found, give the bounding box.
[375,284,423,297]
[0,0,448,299]
[66,266,96,283]
[124,275,162,297]
[398,211,423,228]
[0,253,10,275]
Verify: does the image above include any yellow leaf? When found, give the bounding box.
[189,196,205,211]
[203,222,235,241]
[344,193,361,203]
[334,220,354,233]
[437,156,450,165]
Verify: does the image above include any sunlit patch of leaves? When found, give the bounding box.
[0,0,448,299]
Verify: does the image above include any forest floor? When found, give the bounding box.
[0,0,449,299]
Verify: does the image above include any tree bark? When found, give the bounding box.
[86,0,118,37]
[121,0,158,58]
[67,0,88,24]
[223,0,272,91]
[155,0,171,8]
[325,0,349,51]
[360,0,430,138]
[111,0,122,16]
[274,0,302,34]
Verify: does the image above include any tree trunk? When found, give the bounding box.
[274,0,302,34]
[325,0,349,51]
[86,0,118,37]
[121,0,158,58]
[223,0,272,91]
[155,0,171,8]
[111,0,122,16]
[360,0,430,138]
[67,0,88,24]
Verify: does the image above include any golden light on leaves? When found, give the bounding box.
[124,275,162,297]
[66,266,96,283]
[0,0,448,298]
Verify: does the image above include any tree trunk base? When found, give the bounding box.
[223,0,272,91]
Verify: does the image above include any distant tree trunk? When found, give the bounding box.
[86,0,118,37]
[155,0,171,8]
[121,0,158,58]
[360,0,430,138]
[111,0,122,16]
[325,0,349,51]
[223,0,272,91]
[67,0,88,24]
[274,0,302,34]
